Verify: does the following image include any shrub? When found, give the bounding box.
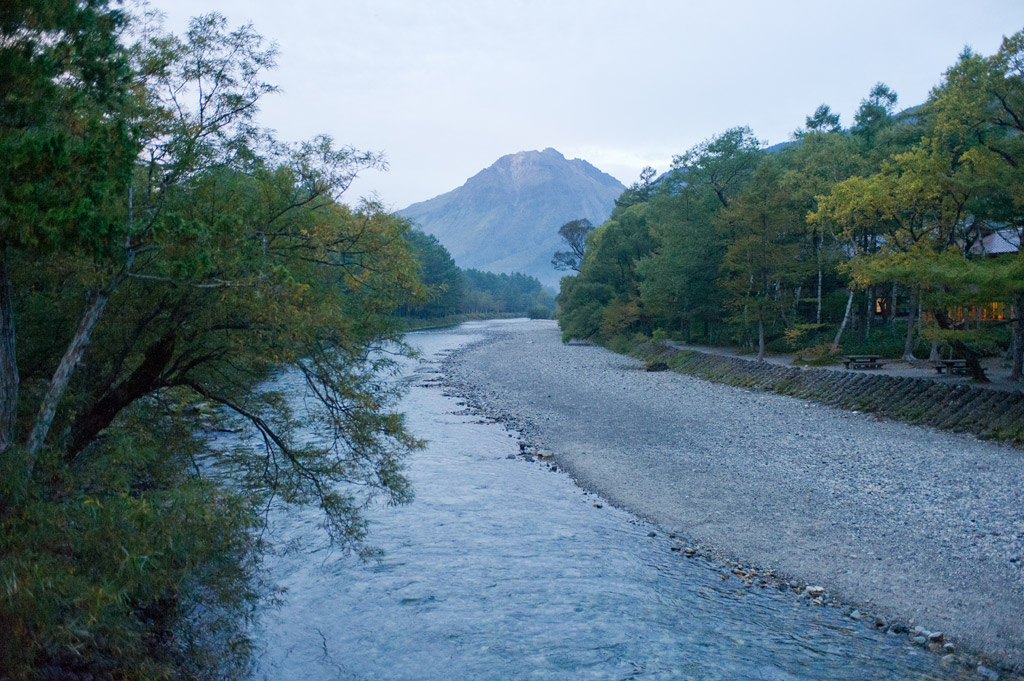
[792,343,843,366]
[0,425,264,679]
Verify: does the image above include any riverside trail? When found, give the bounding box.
[444,319,1024,674]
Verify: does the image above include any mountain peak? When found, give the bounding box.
[398,150,625,287]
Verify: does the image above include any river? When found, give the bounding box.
[249,321,977,680]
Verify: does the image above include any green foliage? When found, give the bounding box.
[1,419,263,678]
[791,342,843,366]
[784,324,828,349]
[558,275,614,341]
[1,6,431,676]
[838,323,933,359]
[459,269,555,316]
[802,104,842,134]
[557,201,654,341]
[558,29,1023,379]
[400,230,555,321]
[718,156,811,348]
[0,0,138,257]
[551,218,594,272]
[402,229,461,318]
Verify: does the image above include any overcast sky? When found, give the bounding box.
[149,1,1024,210]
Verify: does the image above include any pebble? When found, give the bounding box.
[977,665,999,680]
[912,636,928,646]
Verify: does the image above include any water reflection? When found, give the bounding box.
[252,322,972,680]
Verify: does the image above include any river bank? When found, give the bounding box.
[634,342,1024,445]
[442,319,1024,674]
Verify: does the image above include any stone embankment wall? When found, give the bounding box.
[639,343,1024,446]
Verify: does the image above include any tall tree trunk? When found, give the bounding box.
[1011,293,1024,382]
[24,290,112,463]
[67,333,176,458]
[902,288,918,362]
[890,283,898,327]
[816,269,822,325]
[815,231,823,326]
[934,309,989,382]
[756,309,765,362]
[0,258,18,455]
[864,286,873,342]
[833,288,854,346]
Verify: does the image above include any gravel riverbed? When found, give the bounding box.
[441,319,1024,673]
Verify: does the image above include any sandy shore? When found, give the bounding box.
[442,319,1024,672]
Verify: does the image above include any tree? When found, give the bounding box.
[637,167,727,342]
[638,194,726,342]
[783,120,861,331]
[930,33,1024,379]
[718,156,809,360]
[852,82,899,143]
[1,11,427,673]
[459,269,553,316]
[552,218,595,272]
[614,166,658,209]
[672,127,761,209]
[558,203,655,341]
[0,0,138,457]
[802,103,842,134]
[403,229,460,317]
[812,139,987,378]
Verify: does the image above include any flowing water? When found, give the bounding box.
[250,320,975,680]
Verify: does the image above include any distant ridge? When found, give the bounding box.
[398,148,625,287]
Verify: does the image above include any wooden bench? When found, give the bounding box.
[844,355,884,370]
[934,359,969,376]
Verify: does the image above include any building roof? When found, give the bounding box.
[970,228,1020,256]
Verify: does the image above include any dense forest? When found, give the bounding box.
[559,31,1024,383]
[0,5,429,677]
[401,229,555,322]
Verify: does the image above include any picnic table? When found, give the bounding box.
[934,358,969,376]
[844,354,884,370]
